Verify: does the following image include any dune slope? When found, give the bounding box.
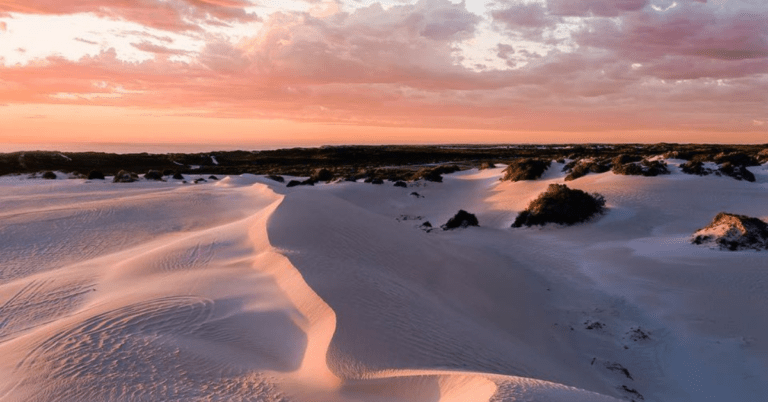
[0,161,767,401]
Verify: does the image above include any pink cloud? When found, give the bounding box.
[547,0,649,17]
[0,0,258,31]
[130,41,188,55]
[0,0,766,135]
[575,3,768,76]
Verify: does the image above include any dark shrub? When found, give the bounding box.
[719,162,755,182]
[713,152,759,167]
[310,168,333,182]
[442,210,479,230]
[611,154,642,166]
[42,171,57,180]
[87,170,105,180]
[757,148,768,163]
[412,165,460,182]
[564,160,610,181]
[267,174,285,183]
[208,175,219,180]
[692,212,768,251]
[144,170,163,181]
[611,163,644,176]
[172,172,185,180]
[640,160,670,176]
[286,179,315,187]
[680,161,712,176]
[194,178,207,184]
[500,159,551,182]
[512,184,606,227]
[371,178,384,185]
[612,159,669,176]
[113,170,138,183]
[163,169,175,176]
[394,181,407,187]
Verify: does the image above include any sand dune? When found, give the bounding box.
[0,162,767,401]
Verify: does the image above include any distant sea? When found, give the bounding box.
[0,142,313,154]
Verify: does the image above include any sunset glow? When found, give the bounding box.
[1,0,766,148]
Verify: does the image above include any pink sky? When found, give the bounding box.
[1,0,766,147]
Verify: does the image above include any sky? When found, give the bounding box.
[0,0,766,149]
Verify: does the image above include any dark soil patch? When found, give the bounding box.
[585,320,604,330]
[628,327,650,341]
[606,362,633,380]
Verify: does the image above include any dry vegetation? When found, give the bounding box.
[512,184,606,227]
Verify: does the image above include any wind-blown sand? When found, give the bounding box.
[0,159,767,401]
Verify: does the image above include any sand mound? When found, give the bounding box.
[692,212,768,251]
[512,184,605,227]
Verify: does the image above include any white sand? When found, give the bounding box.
[0,162,766,401]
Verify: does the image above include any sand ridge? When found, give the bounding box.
[0,161,767,401]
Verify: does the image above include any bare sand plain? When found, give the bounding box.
[0,158,767,402]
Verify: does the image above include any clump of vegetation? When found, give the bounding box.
[286,179,315,187]
[563,160,610,181]
[310,168,333,182]
[441,210,479,230]
[479,162,496,170]
[612,159,670,177]
[757,148,768,163]
[41,171,57,180]
[87,170,105,180]
[718,162,755,182]
[113,170,138,183]
[144,170,163,181]
[512,184,606,227]
[411,164,460,182]
[692,212,768,251]
[679,160,712,176]
[500,158,551,182]
[266,174,284,183]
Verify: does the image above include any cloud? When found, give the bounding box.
[0,0,258,32]
[493,2,554,29]
[0,0,766,134]
[574,2,768,79]
[130,41,188,55]
[74,37,99,45]
[547,0,649,17]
